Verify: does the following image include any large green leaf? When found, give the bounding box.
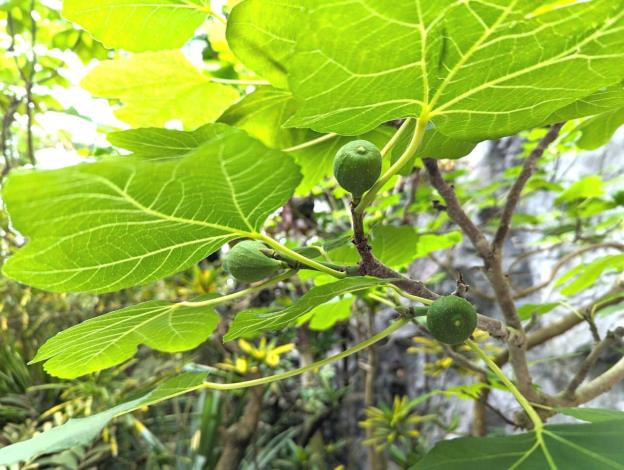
[62,0,208,52]
[81,50,239,129]
[415,420,624,469]
[3,124,301,293]
[0,372,209,465]
[226,0,301,88]
[247,0,624,138]
[546,82,624,123]
[219,88,309,149]
[108,125,221,159]
[31,301,219,378]
[557,407,624,423]
[224,277,389,340]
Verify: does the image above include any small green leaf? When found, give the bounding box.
[517,302,559,321]
[0,396,146,466]
[219,88,309,149]
[555,254,624,296]
[328,228,463,270]
[557,407,624,423]
[225,277,389,340]
[62,0,207,52]
[555,175,605,205]
[0,372,209,465]
[81,50,239,129]
[31,301,219,379]
[297,297,354,331]
[369,226,419,269]
[416,420,624,469]
[414,232,463,258]
[577,108,624,150]
[3,124,301,293]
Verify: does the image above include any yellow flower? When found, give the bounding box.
[265,343,294,367]
[216,357,257,375]
[237,338,294,368]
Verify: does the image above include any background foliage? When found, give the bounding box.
[1,1,623,469]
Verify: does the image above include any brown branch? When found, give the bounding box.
[493,123,564,248]
[216,385,264,470]
[573,355,624,405]
[424,159,547,401]
[495,286,624,366]
[507,243,564,273]
[350,202,438,300]
[1,97,21,178]
[563,327,624,399]
[477,314,513,343]
[442,344,488,376]
[423,159,490,259]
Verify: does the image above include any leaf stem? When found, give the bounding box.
[381,119,412,157]
[282,133,338,153]
[176,270,297,308]
[389,284,434,305]
[256,234,346,278]
[355,117,428,214]
[467,339,543,431]
[367,292,399,308]
[202,318,408,390]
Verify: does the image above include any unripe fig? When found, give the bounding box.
[333,140,382,197]
[223,240,283,282]
[613,190,624,207]
[426,295,477,344]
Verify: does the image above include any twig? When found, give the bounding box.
[495,286,624,366]
[477,315,514,343]
[493,123,564,248]
[425,158,547,401]
[349,203,438,300]
[22,0,37,166]
[442,344,488,376]
[563,327,624,399]
[573,354,624,405]
[423,159,490,258]
[512,242,624,299]
[282,133,337,153]
[1,97,21,178]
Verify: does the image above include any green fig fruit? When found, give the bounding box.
[426,295,477,344]
[333,140,382,197]
[223,240,283,282]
